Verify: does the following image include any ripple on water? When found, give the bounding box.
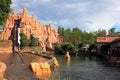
[49,55,120,80]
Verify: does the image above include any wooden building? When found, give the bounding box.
[97,37,120,55]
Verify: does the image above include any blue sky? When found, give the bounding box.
[11,0,120,32]
[112,25,120,32]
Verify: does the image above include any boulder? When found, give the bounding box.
[30,62,51,78]
[0,62,7,80]
[65,51,71,62]
[53,57,59,68]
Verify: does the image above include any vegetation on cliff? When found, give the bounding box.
[20,33,29,47]
[20,33,39,48]
[30,35,39,46]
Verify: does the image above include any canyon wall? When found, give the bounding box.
[0,6,61,51]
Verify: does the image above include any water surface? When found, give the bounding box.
[49,55,120,80]
[1,53,120,80]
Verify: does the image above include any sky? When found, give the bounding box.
[11,0,120,32]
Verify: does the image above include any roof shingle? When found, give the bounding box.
[97,37,120,43]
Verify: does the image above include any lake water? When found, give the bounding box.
[1,53,120,80]
[49,55,120,80]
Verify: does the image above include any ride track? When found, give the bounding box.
[10,52,25,65]
[5,52,36,80]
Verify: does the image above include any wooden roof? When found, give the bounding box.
[97,37,120,43]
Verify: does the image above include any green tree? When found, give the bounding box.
[77,42,83,49]
[72,45,79,53]
[58,26,64,36]
[70,28,82,44]
[116,32,120,36]
[88,44,97,53]
[53,43,62,54]
[107,28,120,37]
[61,42,73,52]
[94,29,106,37]
[0,0,11,26]
[108,28,115,36]
[81,31,89,44]
[56,27,97,54]
[20,33,29,47]
[30,35,39,46]
[63,28,71,42]
[54,43,61,50]
[87,32,96,44]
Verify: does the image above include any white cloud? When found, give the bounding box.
[11,0,120,32]
[40,0,50,3]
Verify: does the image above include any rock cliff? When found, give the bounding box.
[0,62,7,80]
[0,6,61,51]
[0,40,12,54]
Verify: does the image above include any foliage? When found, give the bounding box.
[0,0,11,26]
[88,44,97,53]
[108,28,120,37]
[76,42,83,48]
[72,45,79,53]
[30,35,39,46]
[20,33,29,47]
[115,32,120,36]
[55,26,120,54]
[57,27,96,45]
[54,43,61,50]
[58,26,64,36]
[54,42,73,54]
[70,28,82,44]
[94,28,120,37]
[63,28,71,42]
[55,26,97,54]
[54,43,63,54]
[31,47,36,51]
[61,42,73,52]
[94,29,106,37]
[108,28,115,36]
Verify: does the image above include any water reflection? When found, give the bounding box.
[1,53,120,80]
[49,55,120,80]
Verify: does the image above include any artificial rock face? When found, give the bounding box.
[0,62,7,79]
[30,62,51,78]
[0,6,61,51]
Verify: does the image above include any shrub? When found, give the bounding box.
[61,42,73,52]
[20,33,29,47]
[53,43,63,54]
[30,35,39,46]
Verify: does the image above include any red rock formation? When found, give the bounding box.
[0,6,61,51]
[30,57,59,79]
[65,51,71,62]
[0,40,12,54]
[0,62,7,79]
[30,62,51,78]
[53,57,59,68]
